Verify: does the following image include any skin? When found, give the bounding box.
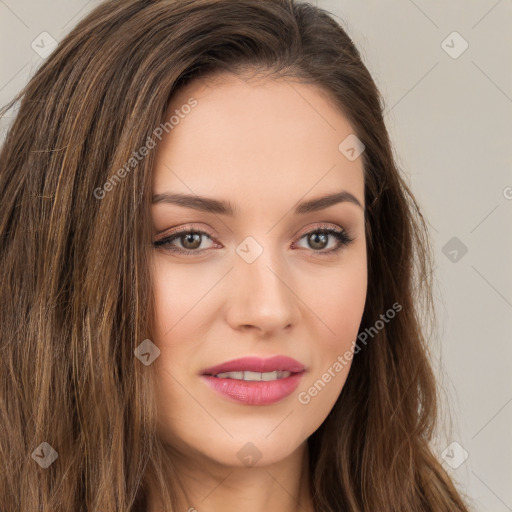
[148,71,367,512]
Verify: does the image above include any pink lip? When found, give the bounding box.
[200,356,306,406]
[201,355,305,375]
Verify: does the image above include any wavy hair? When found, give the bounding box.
[0,0,471,510]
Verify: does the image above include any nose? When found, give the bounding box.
[225,241,300,336]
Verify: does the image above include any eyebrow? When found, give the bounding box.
[152,190,364,215]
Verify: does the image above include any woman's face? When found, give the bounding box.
[150,72,367,469]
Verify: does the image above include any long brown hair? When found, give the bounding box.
[0,0,472,510]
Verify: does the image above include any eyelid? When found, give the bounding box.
[154,223,218,239]
[293,222,345,240]
[155,222,346,241]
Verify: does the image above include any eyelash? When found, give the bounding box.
[153,223,355,257]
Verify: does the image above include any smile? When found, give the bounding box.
[213,370,292,381]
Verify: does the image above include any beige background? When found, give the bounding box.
[1,1,511,510]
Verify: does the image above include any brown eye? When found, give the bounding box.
[294,226,354,255]
[180,232,202,250]
[307,232,329,250]
[153,229,216,255]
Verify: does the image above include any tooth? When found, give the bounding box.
[216,371,244,379]
[213,370,293,380]
[243,371,262,381]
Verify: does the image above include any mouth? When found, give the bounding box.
[201,355,305,378]
[200,355,306,405]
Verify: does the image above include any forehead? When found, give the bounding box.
[153,72,364,207]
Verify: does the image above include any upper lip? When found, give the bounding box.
[201,356,305,376]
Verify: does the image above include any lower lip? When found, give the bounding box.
[201,372,304,405]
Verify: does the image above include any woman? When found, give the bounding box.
[0,0,472,510]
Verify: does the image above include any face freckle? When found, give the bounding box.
[149,72,367,471]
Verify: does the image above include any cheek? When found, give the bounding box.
[149,258,209,410]
[315,278,366,338]
[150,254,218,339]
[300,256,367,345]
[298,257,367,405]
